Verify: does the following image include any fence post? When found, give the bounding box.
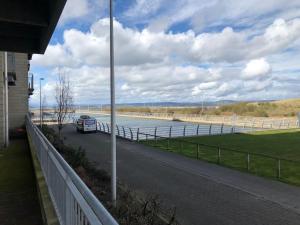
[116,125,120,136]
[209,124,212,135]
[169,126,172,138]
[247,153,250,171]
[106,123,110,133]
[277,159,281,179]
[196,124,200,136]
[218,147,221,164]
[137,128,139,142]
[279,120,282,129]
[102,123,105,132]
[197,144,199,159]
[154,127,157,144]
[183,125,186,136]
[129,128,133,141]
[220,124,224,134]
[122,126,125,138]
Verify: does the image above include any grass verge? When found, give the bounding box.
[141,129,300,186]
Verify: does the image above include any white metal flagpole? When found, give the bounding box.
[109,0,117,205]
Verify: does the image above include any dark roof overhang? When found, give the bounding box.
[0,0,66,54]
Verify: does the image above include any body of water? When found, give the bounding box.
[74,113,255,140]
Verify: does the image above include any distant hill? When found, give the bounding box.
[77,100,239,108]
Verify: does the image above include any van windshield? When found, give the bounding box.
[80,115,91,119]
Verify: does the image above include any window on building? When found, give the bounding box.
[7,52,16,86]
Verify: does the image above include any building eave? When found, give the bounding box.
[0,0,66,54]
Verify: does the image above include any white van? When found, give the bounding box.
[76,115,97,133]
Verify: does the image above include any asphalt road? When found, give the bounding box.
[62,124,300,225]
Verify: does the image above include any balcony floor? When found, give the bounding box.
[0,137,42,225]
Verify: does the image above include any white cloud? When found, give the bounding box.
[242,58,272,79]
[60,0,90,23]
[192,82,218,96]
[58,0,106,25]
[31,16,300,104]
[125,0,164,18]
[125,0,300,33]
[33,18,300,68]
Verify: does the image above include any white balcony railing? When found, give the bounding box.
[26,115,119,225]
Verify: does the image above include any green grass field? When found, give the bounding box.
[142,129,300,186]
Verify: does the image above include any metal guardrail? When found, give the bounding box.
[26,115,119,225]
[96,122,256,141]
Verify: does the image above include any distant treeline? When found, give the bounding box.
[100,100,300,117]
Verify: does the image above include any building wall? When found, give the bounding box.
[8,53,29,130]
[0,52,29,147]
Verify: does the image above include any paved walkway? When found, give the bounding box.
[62,125,300,225]
[0,138,42,225]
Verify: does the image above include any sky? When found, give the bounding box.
[30,0,300,106]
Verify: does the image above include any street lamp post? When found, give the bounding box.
[40,78,44,128]
[109,0,117,205]
[4,52,9,147]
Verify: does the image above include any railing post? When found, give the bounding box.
[247,153,250,171]
[279,120,282,129]
[209,124,212,135]
[221,124,224,134]
[154,127,157,143]
[277,159,281,179]
[129,128,133,141]
[116,125,120,136]
[169,126,172,138]
[102,123,105,132]
[106,123,110,133]
[218,147,221,164]
[137,128,139,142]
[183,125,186,136]
[196,124,200,136]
